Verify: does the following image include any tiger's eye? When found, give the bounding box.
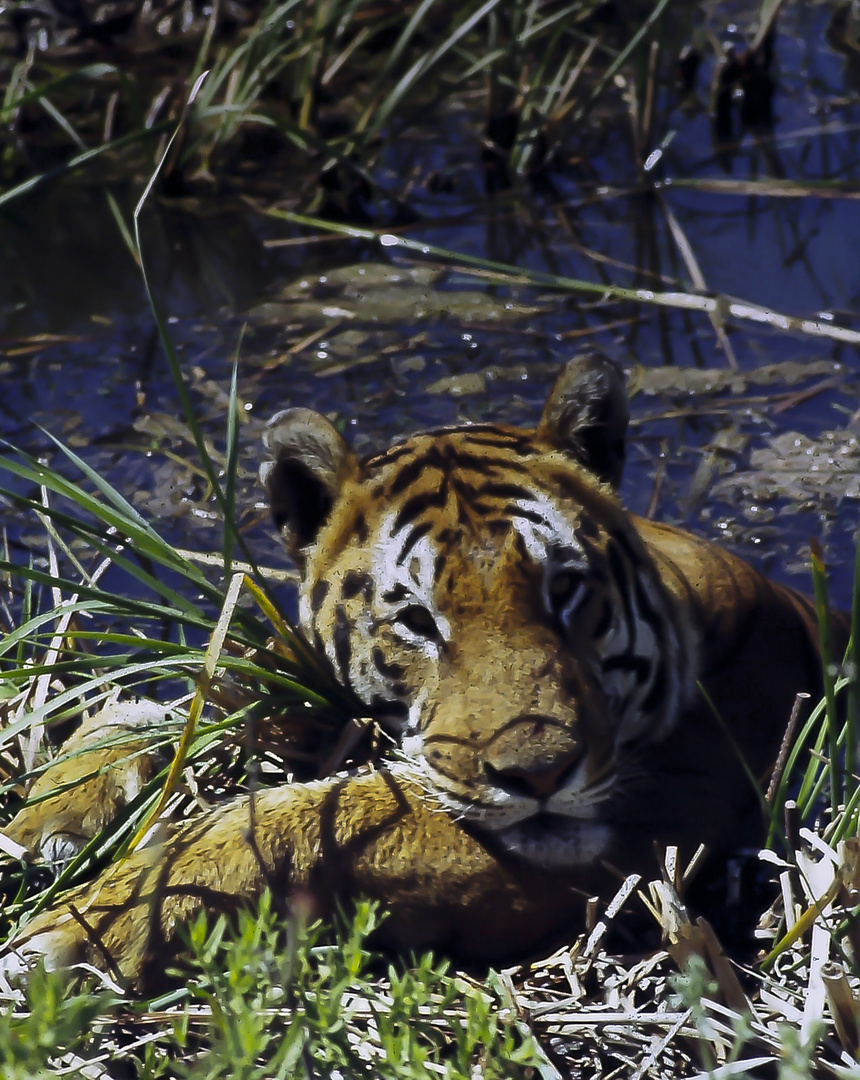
[548,570,588,614]
[395,605,441,641]
[549,572,580,602]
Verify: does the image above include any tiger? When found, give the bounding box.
[1,354,848,992]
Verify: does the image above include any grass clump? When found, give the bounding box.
[0,897,544,1079]
[0,963,113,1080]
[0,390,359,934]
[0,0,656,205]
[168,895,542,1079]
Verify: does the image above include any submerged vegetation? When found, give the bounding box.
[2,0,860,1075]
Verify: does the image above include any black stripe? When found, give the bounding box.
[353,512,368,543]
[431,444,510,475]
[394,487,448,531]
[342,570,373,601]
[382,583,410,603]
[456,453,530,475]
[631,572,665,642]
[602,653,652,681]
[368,425,539,473]
[310,579,330,613]
[594,598,613,638]
[461,447,533,468]
[478,480,536,501]
[451,478,480,501]
[611,529,667,650]
[609,529,661,630]
[640,660,667,713]
[577,532,603,563]
[444,451,497,476]
[365,443,413,471]
[424,423,524,444]
[459,430,537,454]
[609,528,645,569]
[372,646,405,679]
[552,472,595,502]
[506,504,544,524]
[397,521,433,564]
[370,695,408,721]
[332,605,352,685]
[388,455,433,495]
[606,540,637,650]
[419,700,438,733]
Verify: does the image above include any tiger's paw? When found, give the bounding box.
[0,928,65,986]
[3,699,172,869]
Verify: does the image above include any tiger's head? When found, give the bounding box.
[260,356,696,867]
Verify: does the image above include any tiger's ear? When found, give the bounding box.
[260,409,358,560]
[538,354,629,489]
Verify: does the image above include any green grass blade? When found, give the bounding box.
[810,538,840,815]
[574,0,673,122]
[131,82,276,601]
[259,207,860,347]
[847,513,860,808]
[0,121,170,210]
[0,477,219,609]
[365,0,505,141]
[0,65,118,122]
[222,361,241,579]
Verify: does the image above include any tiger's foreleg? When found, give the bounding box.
[3,701,172,869]
[2,769,587,993]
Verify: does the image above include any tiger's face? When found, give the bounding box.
[261,357,695,867]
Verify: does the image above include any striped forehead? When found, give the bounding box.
[364,424,542,475]
[364,427,607,511]
[359,428,603,572]
[367,427,557,497]
[367,430,548,528]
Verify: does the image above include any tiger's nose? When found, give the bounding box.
[484,743,584,800]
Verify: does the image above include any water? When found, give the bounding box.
[1,1,859,607]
